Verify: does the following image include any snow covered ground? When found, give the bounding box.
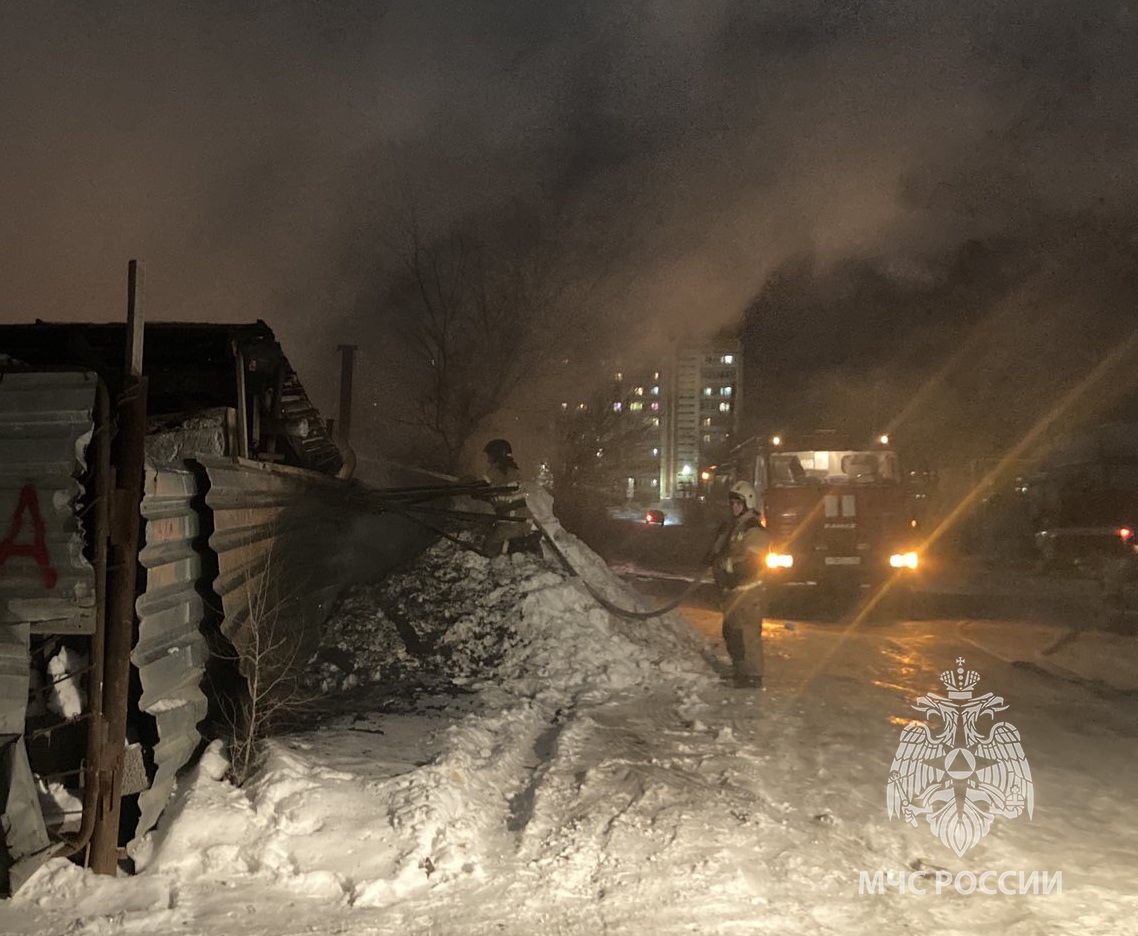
[960,619,1138,693]
[3,510,1137,936]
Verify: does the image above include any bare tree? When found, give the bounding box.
[211,545,318,786]
[392,221,571,472]
[557,389,660,500]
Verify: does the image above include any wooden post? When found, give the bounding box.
[89,260,149,875]
[233,348,250,459]
[125,261,144,379]
[55,380,111,861]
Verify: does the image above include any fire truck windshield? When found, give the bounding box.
[768,450,899,487]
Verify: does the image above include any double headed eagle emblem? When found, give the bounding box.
[887,658,1033,856]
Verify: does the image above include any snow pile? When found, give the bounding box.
[34,780,82,835]
[129,740,374,902]
[72,505,713,919]
[313,501,708,702]
[273,503,714,898]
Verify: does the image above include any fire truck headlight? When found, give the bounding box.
[766,553,794,569]
[890,551,919,570]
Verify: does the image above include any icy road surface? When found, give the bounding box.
[4,522,1137,935]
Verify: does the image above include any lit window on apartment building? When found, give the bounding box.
[719,402,731,413]
[577,403,587,410]
[651,386,659,395]
[612,401,622,412]
[650,402,659,411]
[703,387,712,396]
[653,371,660,380]
[702,417,712,426]
[561,402,568,410]
[651,417,660,426]
[652,448,659,456]
[722,354,734,364]
[634,386,644,396]
[703,434,712,443]
[615,371,623,381]
[722,387,732,396]
[629,401,643,412]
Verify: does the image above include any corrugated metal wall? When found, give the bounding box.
[0,371,98,635]
[1,371,436,886]
[133,466,210,836]
[200,456,363,674]
[0,370,98,894]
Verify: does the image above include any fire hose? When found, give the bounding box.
[534,520,710,620]
[388,492,712,621]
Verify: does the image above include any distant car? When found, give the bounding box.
[644,509,665,525]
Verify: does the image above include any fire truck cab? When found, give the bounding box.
[732,432,921,594]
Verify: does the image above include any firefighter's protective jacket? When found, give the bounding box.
[480,462,536,554]
[710,509,770,591]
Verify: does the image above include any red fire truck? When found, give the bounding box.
[730,432,922,594]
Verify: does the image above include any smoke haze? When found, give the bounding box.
[3,0,1137,466]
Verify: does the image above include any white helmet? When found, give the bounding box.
[729,480,757,511]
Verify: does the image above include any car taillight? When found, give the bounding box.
[1119,527,1133,542]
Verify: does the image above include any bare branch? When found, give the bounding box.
[210,539,326,786]
[388,218,571,471]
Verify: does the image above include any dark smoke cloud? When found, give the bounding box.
[2,1,1137,463]
[747,219,1138,469]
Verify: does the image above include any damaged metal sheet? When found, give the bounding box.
[199,457,359,674]
[0,623,29,739]
[0,370,97,895]
[0,371,98,635]
[1,621,52,896]
[132,465,210,837]
[197,455,436,680]
[0,735,53,896]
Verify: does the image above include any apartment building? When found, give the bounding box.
[559,337,742,502]
[660,340,742,499]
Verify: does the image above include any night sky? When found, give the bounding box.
[3,1,1137,469]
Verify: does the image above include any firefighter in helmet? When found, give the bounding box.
[707,480,770,688]
[479,438,541,557]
